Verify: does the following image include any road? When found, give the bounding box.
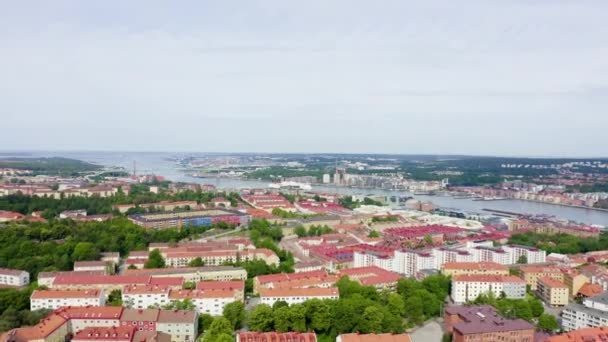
[410,321,444,342]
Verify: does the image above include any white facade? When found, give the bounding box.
[123,289,170,309]
[452,278,526,304]
[259,289,339,307]
[0,269,29,287]
[31,290,105,311]
[503,245,546,264]
[562,294,608,331]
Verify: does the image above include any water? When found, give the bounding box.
[3,150,608,226]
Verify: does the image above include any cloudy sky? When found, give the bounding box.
[1,0,607,156]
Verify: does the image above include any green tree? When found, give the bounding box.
[288,304,307,332]
[537,313,559,332]
[198,314,214,333]
[187,257,205,267]
[272,301,289,311]
[367,231,380,238]
[107,289,123,306]
[248,304,274,332]
[214,334,233,342]
[145,249,165,269]
[183,281,196,290]
[303,299,332,333]
[71,242,100,261]
[273,306,292,333]
[358,306,384,333]
[404,296,424,325]
[517,255,528,264]
[294,226,307,238]
[203,317,232,342]
[386,293,406,317]
[529,298,544,317]
[223,301,246,330]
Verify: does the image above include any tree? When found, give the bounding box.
[367,230,380,238]
[107,289,123,306]
[214,334,233,342]
[529,298,544,317]
[183,281,196,290]
[198,314,214,333]
[537,313,559,332]
[223,301,246,330]
[303,299,332,333]
[71,242,100,261]
[442,334,453,342]
[127,264,137,270]
[203,317,232,342]
[386,293,406,317]
[517,255,528,264]
[162,299,195,310]
[288,304,307,332]
[273,306,292,332]
[145,249,165,268]
[187,257,205,267]
[248,304,274,332]
[294,226,307,238]
[358,306,384,334]
[404,296,425,325]
[272,301,289,311]
[424,235,434,246]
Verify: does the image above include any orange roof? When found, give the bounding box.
[338,266,401,286]
[13,314,67,340]
[55,306,123,319]
[453,275,525,283]
[259,287,339,298]
[338,333,412,342]
[443,262,508,271]
[547,327,608,341]
[123,285,170,295]
[578,283,604,297]
[31,289,102,299]
[197,280,244,291]
[519,266,562,274]
[73,326,135,341]
[538,277,568,288]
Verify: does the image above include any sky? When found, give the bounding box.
[1,0,607,157]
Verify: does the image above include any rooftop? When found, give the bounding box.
[538,277,568,289]
[237,332,317,342]
[446,305,534,335]
[31,289,102,299]
[452,275,525,283]
[442,262,508,271]
[546,327,608,342]
[72,326,135,342]
[338,333,412,342]
[259,287,339,298]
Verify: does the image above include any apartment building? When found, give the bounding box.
[337,266,401,290]
[259,287,339,306]
[336,333,412,342]
[537,277,569,307]
[164,248,279,268]
[451,275,526,304]
[253,270,337,294]
[562,292,608,331]
[441,262,508,277]
[74,261,111,274]
[519,266,564,290]
[0,268,29,287]
[128,209,249,229]
[237,332,317,342]
[30,289,105,310]
[124,266,247,283]
[444,305,535,342]
[71,326,171,342]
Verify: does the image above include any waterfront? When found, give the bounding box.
[4,150,608,226]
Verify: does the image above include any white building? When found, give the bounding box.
[0,268,29,287]
[156,310,198,342]
[470,246,512,265]
[392,250,437,276]
[451,275,526,304]
[433,248,476,267]
[31,289,105,310]
[259,287,339,306]
[122,285,171,309]
[562,292,608,331]
[74,261,110,273]
[322,174,331,184]
[503,245,546,264]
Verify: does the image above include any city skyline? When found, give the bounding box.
[1,0,607,156]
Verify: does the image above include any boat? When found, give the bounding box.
[268,181,312,191]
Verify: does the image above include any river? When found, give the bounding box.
[3,151,608,226]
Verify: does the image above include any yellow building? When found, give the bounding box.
[537,277,569,306]
[519,266,564,290]
[562,269,589,297]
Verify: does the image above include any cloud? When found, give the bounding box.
[0,0,607,156]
